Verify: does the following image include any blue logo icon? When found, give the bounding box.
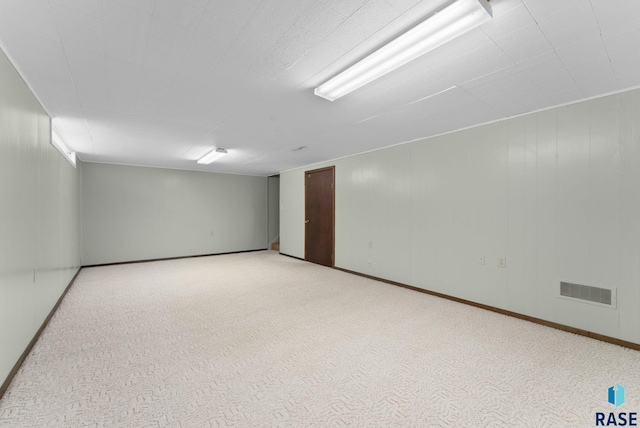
[608,384,625,407]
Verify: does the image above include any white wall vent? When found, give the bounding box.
[558,280,616,309]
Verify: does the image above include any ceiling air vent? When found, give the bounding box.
[558,280,616,309]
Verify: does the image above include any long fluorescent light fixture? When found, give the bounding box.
[314,0,492,101]
[51,130,76,167]
[197,148,228,164]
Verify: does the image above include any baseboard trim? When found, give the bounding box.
[334,267,640,351]
[0,267,82,401]
[82,248,269,268]
[279,253,305,261]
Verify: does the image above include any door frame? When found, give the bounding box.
[304,166,335,267]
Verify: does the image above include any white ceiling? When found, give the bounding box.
[1,0,639,176]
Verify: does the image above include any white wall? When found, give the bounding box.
[81,163,268,265]
[281,88,640,344]
[280,170,305,258]
[0,48,81,385]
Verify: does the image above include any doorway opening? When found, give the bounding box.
[268,175,280,251]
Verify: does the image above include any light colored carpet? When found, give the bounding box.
[1,250,639,427]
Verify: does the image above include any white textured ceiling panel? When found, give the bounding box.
[0,0,639,176]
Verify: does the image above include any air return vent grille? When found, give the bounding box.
[558,281,616,308]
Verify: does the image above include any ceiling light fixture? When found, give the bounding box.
[198,148,227,165]
[51,129,77,167]
[314,0,492,101]
[197,148,228,164]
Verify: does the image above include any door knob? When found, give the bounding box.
[305,220,310,224]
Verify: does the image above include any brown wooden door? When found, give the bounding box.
[305,166,334,267]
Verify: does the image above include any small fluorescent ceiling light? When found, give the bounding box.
[197,148,228,164]
[51,130,76,167]
[314,0,492,101]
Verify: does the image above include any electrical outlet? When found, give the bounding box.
[210,230,214,237]
[498,257,507,268]
[368,241,373,249]
[479,255,485,265]
[367,259,372,266]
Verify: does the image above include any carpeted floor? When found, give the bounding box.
[1,250,638,427]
